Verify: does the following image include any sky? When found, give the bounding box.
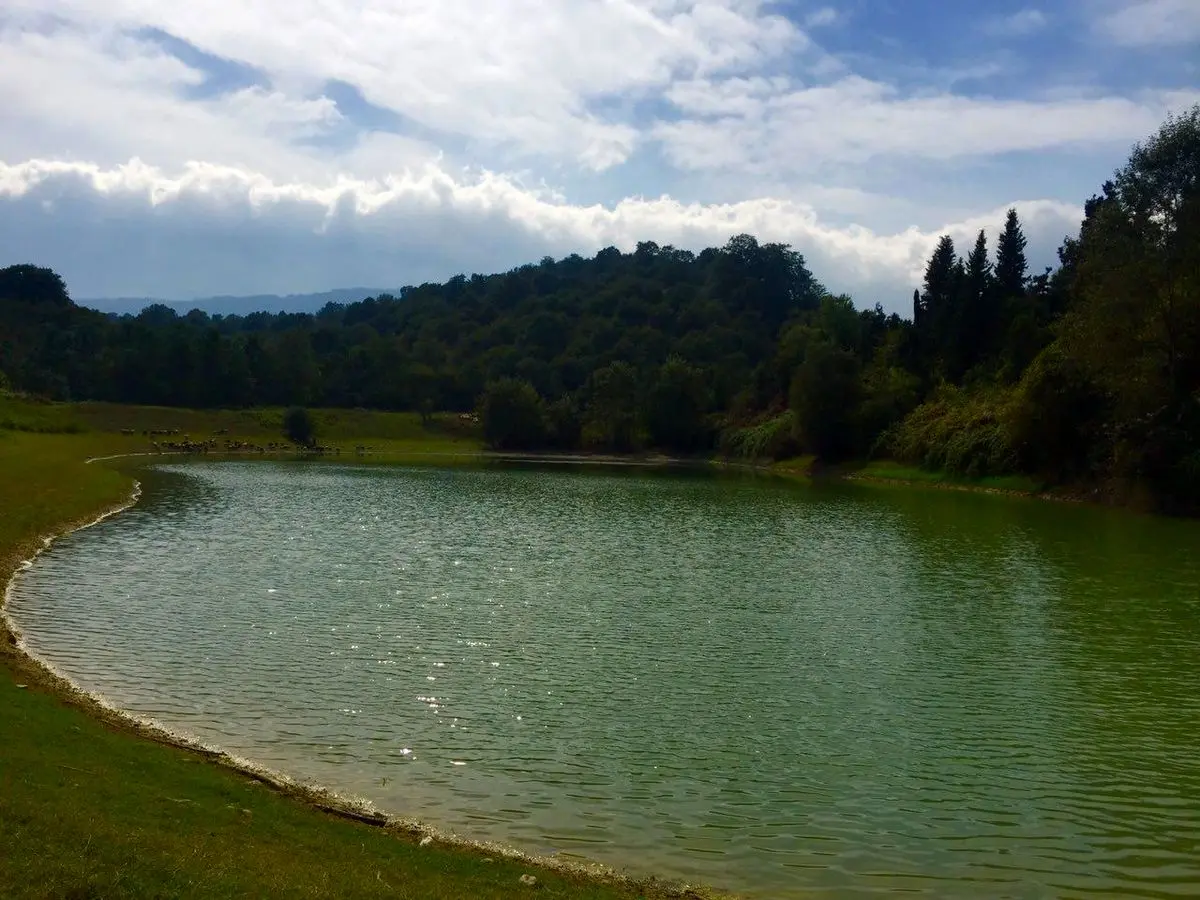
[0,0,1197,313]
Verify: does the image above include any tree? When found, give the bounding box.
[544,394,582,450]
[277,330,322,406]
[1009,346,1106,480]
[961,229,994,368]
[283,406,316,447]
[789,339,862,460]
[917,235,958,375]
[814,294,862,352]
[645,356,711,453]
[995,208,1028,300]
[583,361,639,451]
[1056,104,1200,505]
[0,265,71,309]
[478,378,545,450]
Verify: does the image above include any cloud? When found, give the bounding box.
[658,76,1197,173]
[0,0,1189,313]
[0,159,1083,313]
[1095,0,1200,46]
[803,7,840,29]
[0,24,372,180]
[982,9,1048,37]
[0,1,803,172]
[9,0,1179,183]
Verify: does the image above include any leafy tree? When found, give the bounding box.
[645,356,711,453]
[1009,346,1107,480]
[860,359,921,450]
[283,406,316,447]
[1056,105,1200,505]
[0,265,70,308]
[789,340,862,460]
[814,294,862,353]
[478,378,545,450]
[583,361,639,451]
[544,394,582,450]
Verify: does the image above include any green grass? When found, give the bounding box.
[853,460,1043,494]
[767,455,817,481]
[0,393,88,433]
[0,671,681,900]
[0,398,707,900]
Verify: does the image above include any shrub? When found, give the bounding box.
[719,410,800,461]
[478,378,545,450]
[282,406,316,447]
[881,385,1018,477]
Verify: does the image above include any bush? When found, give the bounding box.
[478,378,545,450]
[282,406,316,447]
[719,410,800,461]
[881,386,1018,477]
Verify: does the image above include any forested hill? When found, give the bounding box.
[2,106,1198,512]
[1,234,837,413]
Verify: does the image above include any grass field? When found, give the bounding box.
[0,396,707,900]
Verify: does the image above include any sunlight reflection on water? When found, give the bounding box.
[9,461,1200,898]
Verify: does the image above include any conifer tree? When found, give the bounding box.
[919,235,958,373]
[995,209,1028,300]
[962,229,994,368]
[921,235,958,321]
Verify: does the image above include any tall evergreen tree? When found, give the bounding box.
[962,229,994,368]
[995,209,1028,300]
[921,236,958,319]
[919,235,958,373]
[965,230,992,306]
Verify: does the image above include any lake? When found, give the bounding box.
[7,462,1200,898]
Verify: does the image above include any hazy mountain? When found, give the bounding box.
[80,287,399,317]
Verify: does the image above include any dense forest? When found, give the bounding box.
[2,108,1197,511]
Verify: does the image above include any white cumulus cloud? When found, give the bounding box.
[0,159,1083,314]
[1096,0,1200,47]
[0,0,1192,310]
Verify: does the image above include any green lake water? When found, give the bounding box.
[7,462,1200,897]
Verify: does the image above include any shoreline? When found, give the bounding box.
[0,457,727,900]
[71,444,1128,516]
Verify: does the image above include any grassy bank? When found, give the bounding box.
[842,460,1044,495]
[0,399,707,900]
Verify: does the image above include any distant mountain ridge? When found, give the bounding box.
[80,287,399,317]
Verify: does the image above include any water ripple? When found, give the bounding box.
[7,462,1200,898]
